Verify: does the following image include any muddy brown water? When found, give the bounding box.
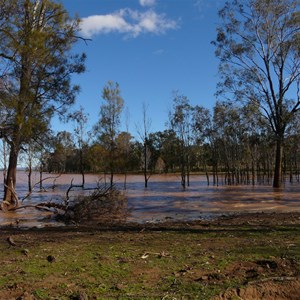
[0,172,299,228]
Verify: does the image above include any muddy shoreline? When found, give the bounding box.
[1,211,300,232]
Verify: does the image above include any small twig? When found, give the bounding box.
[73,35,92,46]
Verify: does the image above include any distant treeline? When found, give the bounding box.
[41,100,300,187]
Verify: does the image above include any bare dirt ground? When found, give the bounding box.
[0,212,299,299]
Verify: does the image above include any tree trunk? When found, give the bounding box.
[124,172,127,190]
[144,141,148,188]
[144,172,148,188]
[181,171,186,189]
[251,160,255,186]
[39,162,43,192]
[2,144,20,210]
[3,140,7,186]
[186,153,190,187]
[79,149,85,188]
[273,138,283,188]
[180,154,186,189]
[110,170,114,188]
[28,160,32,193]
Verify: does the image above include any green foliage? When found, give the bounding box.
[98,80,124,143]
[0,0,86,202]
[93,81,125,185]
[213,0,300,187]
[214,0,300,115]
[148,130,181,173]
[0,0,85,140]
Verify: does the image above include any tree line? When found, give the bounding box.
[0,0,299,211]
[21,89,300,191]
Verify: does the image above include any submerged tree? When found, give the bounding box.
[0,0,85,210]
[169,92,193,189]
[213,0,300,187]
[137,103,152,188]
[192,105,212,185]
[68,106,89,188]
[95,81,124,188]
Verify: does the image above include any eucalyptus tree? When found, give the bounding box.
[136,103,152,188]
[0,0,86,210]
[115,131,134,187]
[192,105,212,185]
[284,111,300,181]
[122,108,131,189]
[50,131,75,173]
[95,81,124,188]
[86,143,106,173]
[212,102,245,184]
[169,92,193,189]
[25,141,39,193]
[68,106,89,187]
[213,101,269,185]
[213,0,300,187]
[148,130,180,173]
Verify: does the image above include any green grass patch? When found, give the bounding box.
[0,224,299,299]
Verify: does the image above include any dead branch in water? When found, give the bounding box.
[22,174,62,203]
[1,179,19,211]
[65,178,113,206]
[2,176,128,226]
[13,202,67,212]
[64,183,129,224]
[65,178,83,206]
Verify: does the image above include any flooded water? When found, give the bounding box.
[0,172,299,227]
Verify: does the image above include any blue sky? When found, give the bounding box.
[57,0,225,139]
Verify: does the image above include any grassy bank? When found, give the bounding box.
[0,215,300,299]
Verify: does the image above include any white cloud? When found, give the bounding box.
[80,8,178,38]
[139,0,156,7]
[80,14,131,37]
[153,49,164,55]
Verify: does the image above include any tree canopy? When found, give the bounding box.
[0,0,85,208]
[213,0,300,187]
